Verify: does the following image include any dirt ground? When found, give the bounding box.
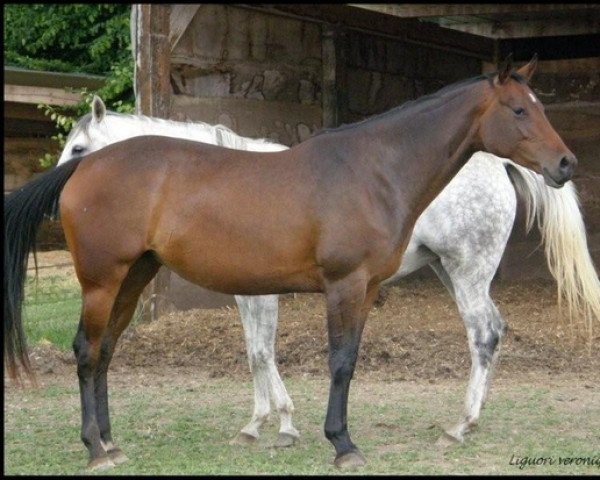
[26,250,600,384]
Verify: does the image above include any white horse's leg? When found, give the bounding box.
[434,262,506,443]
[231,294,272,443]
[232,294,299,446]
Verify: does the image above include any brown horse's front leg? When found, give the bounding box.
[323,274,379,469]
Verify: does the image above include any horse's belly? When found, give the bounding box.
[159,250,322,295]
[150,214,322,295]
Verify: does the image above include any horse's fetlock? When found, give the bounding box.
[324,427,339,442]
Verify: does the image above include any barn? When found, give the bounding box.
[130,4,600,316]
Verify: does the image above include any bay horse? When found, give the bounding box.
[5,57,578,469]
[55,96,599,450]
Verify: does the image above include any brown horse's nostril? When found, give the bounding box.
[559,156,577,175]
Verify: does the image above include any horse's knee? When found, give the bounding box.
[465,302,505,367]
[476,333,496,365]
[474,327,502,367]
[249,347,273,372]
[329,355,356,384]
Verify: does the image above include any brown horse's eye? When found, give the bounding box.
[513,107,525,116]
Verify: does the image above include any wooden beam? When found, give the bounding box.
[349,4,599,19]
[4,84,81,106]
[244,4,495,61]
[436,16,600,39]
[4,102,54,122]
[499,34,600,61]
[169,5,200,51]
[4,118,57,137]
[4,67,105,91]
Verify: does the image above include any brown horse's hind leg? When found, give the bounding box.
[70,249,158,470]
[93,253,161,466]
[323,272,380,469]
[73,281,125,471]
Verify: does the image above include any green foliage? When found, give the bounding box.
[4,4,131,75]
[4,4,135,167]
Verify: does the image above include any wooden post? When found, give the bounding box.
[134,4,173,322]
[134,4,171,116]
[322,26,347,128]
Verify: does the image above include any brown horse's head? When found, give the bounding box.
[477,54,576,188]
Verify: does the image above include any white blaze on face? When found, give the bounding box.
[528,92,538,104]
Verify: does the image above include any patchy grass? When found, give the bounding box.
[22,274,81,351]
[4,373,599,475]
[7,255,600,474]
[21,273,143,352]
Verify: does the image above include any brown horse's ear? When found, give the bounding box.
[516,54,538,83]
[495,53,514,85]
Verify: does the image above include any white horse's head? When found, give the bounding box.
[57,96,288,167]
[57,96,135,165]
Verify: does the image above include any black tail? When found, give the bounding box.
[4,158,84,382]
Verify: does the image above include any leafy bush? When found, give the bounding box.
[4,4,135,166]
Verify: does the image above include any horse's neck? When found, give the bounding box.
[385,83,484,201]
[350,81,488,242]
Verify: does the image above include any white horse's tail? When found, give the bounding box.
[505,160,600,348]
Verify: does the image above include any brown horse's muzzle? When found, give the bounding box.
[543,154,577,188]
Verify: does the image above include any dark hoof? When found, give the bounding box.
[87,456,115,471]
[229,431,258,446]
[108,447,129,465]
[275,432,299,448]
[334,450,367,469]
